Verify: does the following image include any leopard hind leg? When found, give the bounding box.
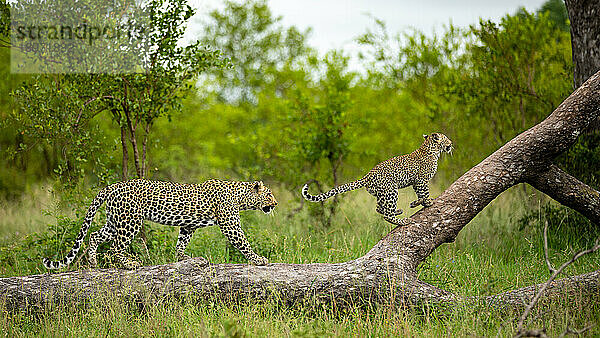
[111,215,143,270]
[375,191,405,225]
[175,224,208,266]
[88,220,116,268]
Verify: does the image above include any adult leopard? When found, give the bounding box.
[302,133,453,225]
[43,179,277,270]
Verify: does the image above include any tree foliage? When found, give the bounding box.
[199,0,313,103]
[461,11,572,145]
[270,52,360,224]
[7,0,228,185]
[357,9,572,176]
[538,0,569,32]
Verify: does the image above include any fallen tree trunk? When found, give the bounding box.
[1,71,600,311]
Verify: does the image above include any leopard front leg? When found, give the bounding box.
[410,180,433,208]
[217,210,268,265]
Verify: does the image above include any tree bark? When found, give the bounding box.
[565,0,600,130]
[1,71,600,311]
[527,164,600,225]
[565,0,600,89]
[485,270,600,307]
[141,122,151,178]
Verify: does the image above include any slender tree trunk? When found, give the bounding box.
[121,81,143,178]
[120,126,129,181]
[1,71,599,311]
[124,109,142,178]
[141,122,150,178]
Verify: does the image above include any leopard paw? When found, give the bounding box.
[88,256,98,269]
[410,199,421,208]
[177,253,191,261]
[121,259,141,270]
[251,256,269,266]
[194,256,209,267]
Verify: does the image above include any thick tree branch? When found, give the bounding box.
[527,164,600,225]
[486,270,600,308]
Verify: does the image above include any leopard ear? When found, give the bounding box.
[423,134,428,139]
[253,181,264,192]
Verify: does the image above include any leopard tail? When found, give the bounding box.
[42,186,110,270]
[301,178,366,202]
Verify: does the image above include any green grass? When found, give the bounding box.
[0,184,56,238]
[1,183,599,337]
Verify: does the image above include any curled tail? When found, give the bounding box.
[43,187,110,270]
[301,179,366,202]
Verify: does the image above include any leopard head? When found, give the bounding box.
[423,132,453,154]
[250,181,278,214]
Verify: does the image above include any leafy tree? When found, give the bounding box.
[8,0,228,183]
[266,52,359,225]
[357,19,463,100]
[443,11,572,148]
[357,10,572,175]
[538,0,569,32]
[199,0,313,104]
[4,0,228,259]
